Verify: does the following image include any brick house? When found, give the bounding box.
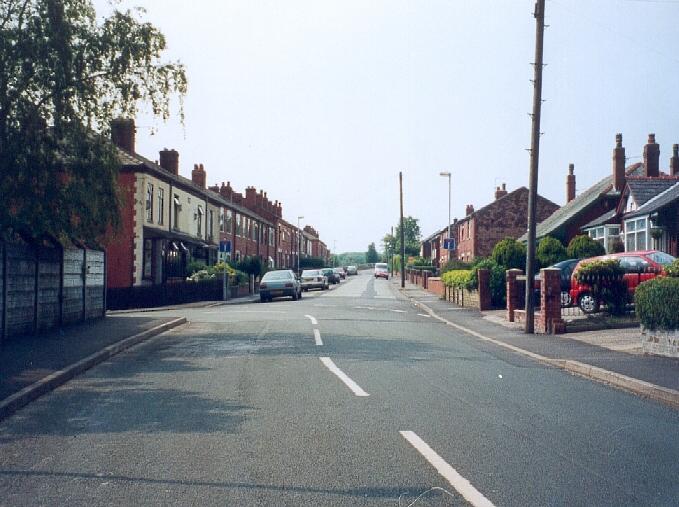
[456,184,559,262]
[106,119,329,288]
[531,133,679,257]
[421,222,459,268]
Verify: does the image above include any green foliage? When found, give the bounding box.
[608,236,625,253]
[491,238,526,271]
[391,216,421,257]
[391,254,401,272]
[299,256,326,269]
[366,242,379,263]
[187,260,207,276]
[567,235,606,259]
[235,256,264,277]
[441,270,473,290]
[469,258,506,307]
[440,259,472,274]
[408,256,432,267]
[536,236,567,268]
[187,262,246,285]
[575,259,628,315]
[0,0,187,241]
[664,259,679,278]
[635,277,679,330]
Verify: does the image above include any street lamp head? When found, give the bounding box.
[439,171,451,177]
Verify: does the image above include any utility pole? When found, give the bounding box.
[399,171,406,288]
[524,0,546,334]
[390,226,394,277]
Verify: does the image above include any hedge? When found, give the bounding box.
[635,277,679,330]
[575,259,627,315]
[441,270,473,289]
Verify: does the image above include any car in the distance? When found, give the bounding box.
[301,269,328,291]
[259,269,302,302]
[321,267,340,284]
[570,250,675,313]
[346,265,358,276]
[374,262,389,280]
[334,267,346,280]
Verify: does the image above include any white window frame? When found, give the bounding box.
[624,217,648,252]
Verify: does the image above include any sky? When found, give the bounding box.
[93,0,679,253]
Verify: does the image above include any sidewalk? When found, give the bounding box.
[107,293,261,314]
[0,314,185,420]
[395,280,679,400]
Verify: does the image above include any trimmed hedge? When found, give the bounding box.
[441,269,473,289]
[635,277,679,330]
[665,259,679,278]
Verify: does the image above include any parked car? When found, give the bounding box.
[533,259,579,307]
[259,269,302,302]
[570,250,676,313]
[346,265,358,276]
[334,267,346,280]
[321,267,340,284]
[374,262,389,280]
[301,269,328,291]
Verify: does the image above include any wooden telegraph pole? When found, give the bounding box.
[525,0,546,334]
[399,172,405,289]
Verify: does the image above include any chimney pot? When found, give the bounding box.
[643,132,660,178]
[670,143,679,176]
[566,163,576,203]
[111,118,135,153]
[159,148,179,175]
[191,162,206,188]
[612,133,626,191]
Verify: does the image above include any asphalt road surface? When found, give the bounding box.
[1,271,678,506]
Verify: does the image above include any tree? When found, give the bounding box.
[366,242,379,263]
[567,235,606,259]
[491,238,526,270]
[0,0,187,241]
[393,216,421,257]
[536,236,568,268]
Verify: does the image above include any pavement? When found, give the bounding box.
[396,279,679,396]
[0,273,678,505]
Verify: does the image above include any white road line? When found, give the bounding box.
[313,328,323,346]
[417,313,431,318]
[390,309,407,313]
[319,357,369,397]
[400,431,495,507]
[304,314,318,325]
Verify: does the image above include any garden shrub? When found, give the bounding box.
[187,260,207,276]
[635,277,679,330]
[567,234,605,259]
[491,238,526,271]
[469,258,506,307]
[441,270,473,290]
[536,236,567,268]
[440,259,472,274]
[664,259,679,278]
[575,259,627,315]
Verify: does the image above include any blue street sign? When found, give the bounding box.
[443,238,456,251]
[219,240,232,253]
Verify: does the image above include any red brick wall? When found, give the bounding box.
[105,172,136,288]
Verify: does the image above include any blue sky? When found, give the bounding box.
[94,0,679,252]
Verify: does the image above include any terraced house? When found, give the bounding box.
[105,119,329,291]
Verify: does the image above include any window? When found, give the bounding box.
[588,226,605,245]
[157,188,164,225]
[225,209,233,234]
[146,183,154,222]
[143,239,153,279]
[236,213,242,236]
[219,208,225,232]
[619,256,649,273]
[196,204,204,237]
[208,210,214,241]
[173,194,180,230]
[625,217,647,252]
[269,228,275,246]
[254,222,259,242]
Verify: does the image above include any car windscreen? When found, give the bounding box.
[302,270,319,276]
[262,271,292,281]
[375,264,388,269]
[647,251,676,266]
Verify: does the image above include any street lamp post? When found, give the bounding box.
[297,215,304,275]
[439,172,451,265]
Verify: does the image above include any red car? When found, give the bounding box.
[374,263,389,280]
[570,250,676,313]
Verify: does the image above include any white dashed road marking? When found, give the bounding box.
[313,328,323,346]
[319,357,369,397]
[400,431,495,507]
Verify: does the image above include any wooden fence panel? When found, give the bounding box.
[62,248,85,325]
[85,250,105,319]
[36,247,62,331]
[5,243,36,336]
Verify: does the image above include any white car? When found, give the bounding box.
[301,269,328,291]
[374,263,389,280]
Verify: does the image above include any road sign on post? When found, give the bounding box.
[443,238,456,251]
[219,241,231,301]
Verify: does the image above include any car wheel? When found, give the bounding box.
[292,291,298,301]
[260,295,267,303]
[298,289,302,299]
[578,292,599,314]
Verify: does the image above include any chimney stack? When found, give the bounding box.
[465,204,474,216]
[612,133,626,192]
[191,163,206,188]
[159,149,179,175]
[111,118,135,153]
[494,183,508,200]
[566,163,576,203]
[643,133,660,178]
[670,144,679,176]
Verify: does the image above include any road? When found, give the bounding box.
[1,271,678,506]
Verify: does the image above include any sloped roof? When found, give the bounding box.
[458,186,557,226]
[581,209,618,229]
[115,147,275,226]
[625,181,679,218]
[626,177,679,207]
[528,163,644,240]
